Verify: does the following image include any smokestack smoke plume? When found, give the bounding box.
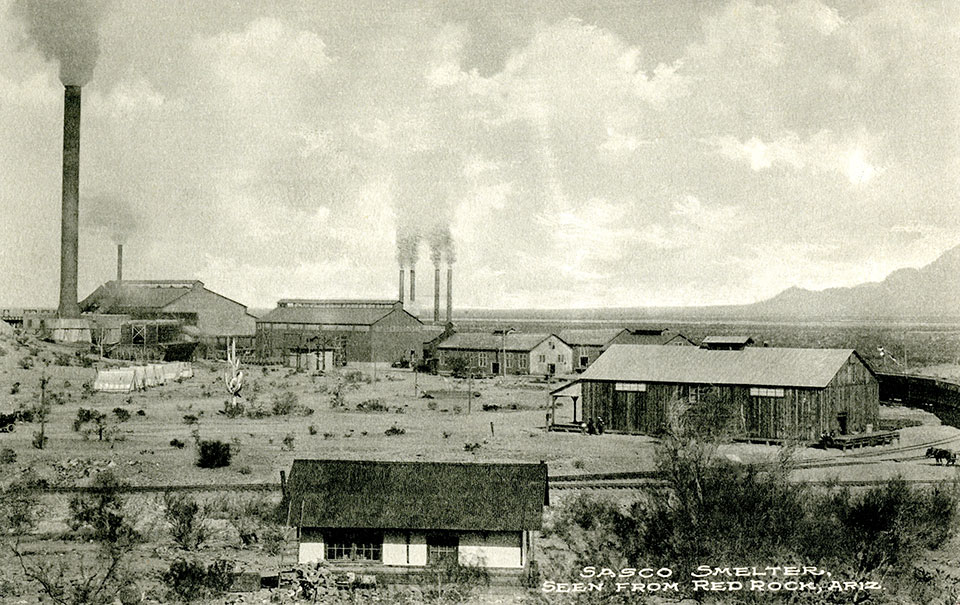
[398,268,405,304]
[18,0,104,86]
[446,265,453,325]
[434,266,441,323]
[409,268,416,302]
[58,85,81,318]
[116,244,123,283]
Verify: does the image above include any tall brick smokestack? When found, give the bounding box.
[398,268,405,304]
[116,244,123,282]
[409,268,416,302]
[446,266,453,324]
[433,266,441,323]
[58,85,81,318]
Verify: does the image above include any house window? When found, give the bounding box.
[324,530,383,562]
[519,356,528,369]
[680,385,711,403]
[750,387,785,398]
[580,356,589,367]
[506,354,515,369]
[558,354,565,363]
[615,382,647,392]
[479,352,488,366]
[427,533,459,566]
[538,354,546,363]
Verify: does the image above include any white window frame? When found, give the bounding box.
[750,387,785,397]
[615,382,647,392]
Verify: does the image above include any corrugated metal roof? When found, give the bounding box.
[437,332,555,352]
[557,329,624,346]
[258,305,396,326]
[288,459,548,531]
[701,335,755,345]
[80,281,198,314]
[580,344,866,388]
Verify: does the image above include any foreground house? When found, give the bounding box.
[256,299,424,365]
[566,344,879,441]
[285,459,548,579]
[436,332,573,375]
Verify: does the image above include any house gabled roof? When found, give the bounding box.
[580,344,872,389]
[80,280,201,314]
[258,301,419,327]
[287,459,548,531]
[701,335,756,347]
[436,332,562,352]
[557,328,624,347]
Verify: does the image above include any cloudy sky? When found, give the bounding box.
[1,0,958,310]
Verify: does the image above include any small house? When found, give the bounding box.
[285,459,548,578]
[436,332,573,375]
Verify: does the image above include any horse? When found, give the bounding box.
[925,447,957,466]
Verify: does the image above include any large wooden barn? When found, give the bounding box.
[285,459,548,581]
[572,344,879,441]
[256,299,425,365]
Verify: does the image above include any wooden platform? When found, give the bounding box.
[820,431,899,451]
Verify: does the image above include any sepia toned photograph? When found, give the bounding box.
[1,0,959,603]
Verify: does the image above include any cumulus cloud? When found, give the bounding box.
[0,0,957,308]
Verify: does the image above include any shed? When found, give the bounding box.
[436,332,572,375]
[575,344,879,441]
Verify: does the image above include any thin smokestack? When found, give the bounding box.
[409,268,416,302]
[58,85,81,318]
[433,266,441,323]
[116,244,123,282]
[398,268,405,304]
[446,266,453,324]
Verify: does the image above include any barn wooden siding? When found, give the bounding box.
[581,354,878,441]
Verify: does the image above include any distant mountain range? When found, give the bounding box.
[455,244,960,323]
[748,244,960,320]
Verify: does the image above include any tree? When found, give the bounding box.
[68,470,138,551]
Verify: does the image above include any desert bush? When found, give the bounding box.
[384,423,405,436]
[0,469,43,535]
[74,407,109,440]
[260,523,286,556]
[31,429,47,449]
[271,390,298,415]
[182,414,199,425]
[162,492,207,550]
[329,382,345,408]
[448,356,470,378]
[136,409,146,417]
[68,470,138,549]
[161,558,234,603]
[10,381,20,394]
[417,558,490,603]
[308,424,318,435]
[356,398,388,412]
[197,440,231,468]
[170,438,186,449]
[18,356,34,369]
[54,352,73,366]
[281,432,295,451]
[113,407,131,422]
[0,447,16,464]
[342,369,370,384]
[464,442,482,453]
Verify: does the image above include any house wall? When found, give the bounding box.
[163,288,256,337]
[370,309,427,364]
[572,345,604,371]
[458,531,525,569]
[382,531,428,566]
[299,528,325,564]
[529,336,573,375]
[438,348,530,375]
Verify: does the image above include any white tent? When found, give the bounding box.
[93,368,137,393]
[132,366,148,390]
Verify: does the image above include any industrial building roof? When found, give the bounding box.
[580,344,871,388]
[80,280,200,314]
[437,332,562,352]
[557,328,624,347]
[701,335,756,346]
[258,304,408,326]
[287,459,548,531]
